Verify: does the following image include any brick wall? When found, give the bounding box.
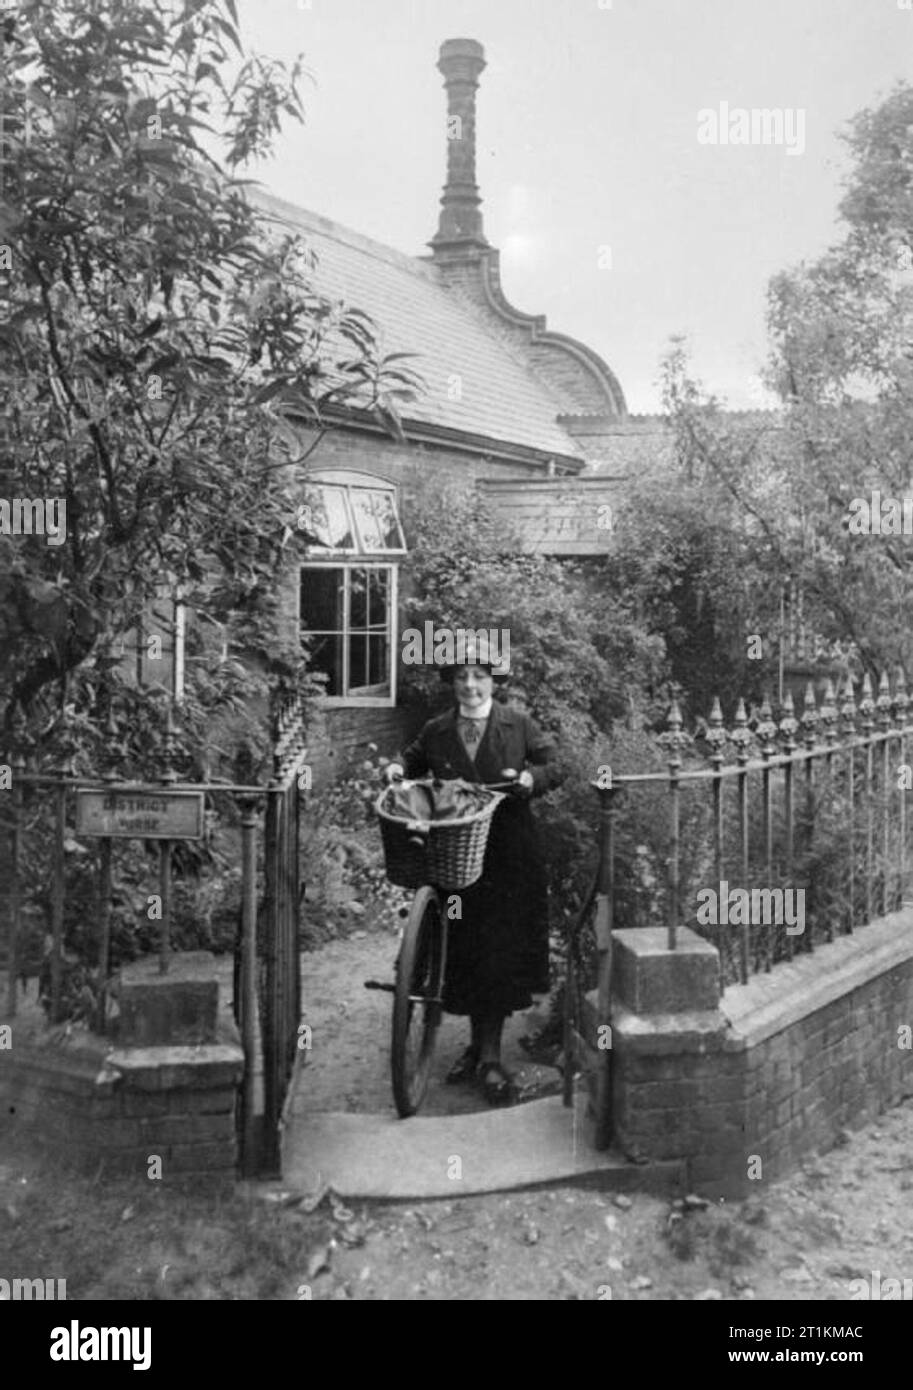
[304,701,422,786]
[0,1027,243,1186]
[608,914,913,1198]
[297,426,544,492]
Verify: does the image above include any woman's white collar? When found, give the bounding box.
[458,696,493,720]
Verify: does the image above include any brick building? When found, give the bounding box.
[119,39,791,779]
[126,39,638,775]
[253,38,639,776]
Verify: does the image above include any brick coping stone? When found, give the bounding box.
[720,907,913,1048]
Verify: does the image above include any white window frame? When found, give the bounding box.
[301,556,397,706]
[300,560,399,709]
[301,470,406,556]
[299,470,403,709]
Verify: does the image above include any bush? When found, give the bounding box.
[400,473,666,741]
[298,749,409,947]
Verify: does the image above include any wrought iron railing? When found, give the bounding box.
[589,671,913,992]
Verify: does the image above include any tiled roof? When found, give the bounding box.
[251,190,583,463]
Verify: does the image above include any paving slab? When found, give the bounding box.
[280,1094,685,1200]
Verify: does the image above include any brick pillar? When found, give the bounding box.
[611,926,753,1198]
[106,950,244,1184]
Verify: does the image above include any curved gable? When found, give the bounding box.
[480,250,627,417]
[428,245,627,419]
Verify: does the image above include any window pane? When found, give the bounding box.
[143,642,175,695]
[350,489,385,551]
[368,569,389,628]
[348,634,368,689]
[370,491,405,550]
[300,567,344,631]
[349,568,368,628]
[304,485,355,550]
[308,634,344,696]
[368,634,388,686]
[115,630,144,685]
[116,595,181,696]
[143,600,175,692]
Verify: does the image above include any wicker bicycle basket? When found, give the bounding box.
[375,784,504,891]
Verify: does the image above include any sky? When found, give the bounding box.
[233,0,913,414]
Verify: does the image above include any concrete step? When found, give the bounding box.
[280,1094,685,1201]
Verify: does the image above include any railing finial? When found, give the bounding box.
[658,694,692,769]
[731,696,753,764]
[705,695,727,767]
[801,682,819,751]
[820,678,839,746]
[859,672,875,735]
[757,691,777,758]
[839,673,858,738]
[877,670,893,732]
[779,689,798,753]
[894,668,909,725]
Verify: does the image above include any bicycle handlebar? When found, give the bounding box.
[387,773,519,792]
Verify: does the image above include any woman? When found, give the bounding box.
[385,653,562,1104]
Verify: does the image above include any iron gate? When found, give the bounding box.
[1,742,307,1180]
[256,762,304,1173]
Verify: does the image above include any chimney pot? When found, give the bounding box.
[438,36,486,71]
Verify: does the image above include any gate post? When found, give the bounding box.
[592,783,617,1149]
[238,795,260,1177]
[611,926,747,1194]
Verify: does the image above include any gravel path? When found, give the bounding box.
[294,930,561,1117]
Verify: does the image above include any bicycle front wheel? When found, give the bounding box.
[392,885,445,1118]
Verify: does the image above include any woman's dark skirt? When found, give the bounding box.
[441,797,551,1017]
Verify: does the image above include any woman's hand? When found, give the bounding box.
[383,762,405,785]
[500,768,534,798]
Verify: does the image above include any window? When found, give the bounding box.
[302,479,406,554]
[299,471,404,707]
[300,564,396,700]
[115,593,185,701]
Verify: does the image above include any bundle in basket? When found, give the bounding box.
[375,779,504,891]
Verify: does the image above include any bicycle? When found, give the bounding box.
[364,774,518,1118]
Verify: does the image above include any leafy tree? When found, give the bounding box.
[760,82,913,679]
[602,341,793,721]
[0,0,421,775]
[606,87,913,716]
[653,82,913,690]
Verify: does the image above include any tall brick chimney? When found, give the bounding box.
[429,38,490,259]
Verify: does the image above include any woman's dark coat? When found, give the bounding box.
[400,699,562,1017]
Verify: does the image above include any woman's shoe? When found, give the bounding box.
[445,1045,480,1084]
[478,1062,516,1106]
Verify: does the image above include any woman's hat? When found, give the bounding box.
[440,662,510,684]
[437,630,511,682]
